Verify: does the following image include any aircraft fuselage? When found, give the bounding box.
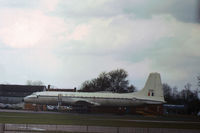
[24,91,163,107]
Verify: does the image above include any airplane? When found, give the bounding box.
[24,72,165,109]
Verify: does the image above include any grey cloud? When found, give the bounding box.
[0,0,199,89]
[0,0,39,9]
[56,13,200,89]
[55,0,199,23]
[149,35,200,88]
[123,0,199,23]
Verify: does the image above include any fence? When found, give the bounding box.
[0,123,199,133]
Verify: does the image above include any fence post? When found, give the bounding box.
[0,123,5,133]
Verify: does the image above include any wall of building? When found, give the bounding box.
[0,84,45,109]
[0,97,23,104]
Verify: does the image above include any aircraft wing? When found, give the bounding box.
[62,98,101,106]
[81,100,101,106]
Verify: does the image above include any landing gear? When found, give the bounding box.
[117,106,127,115]
[72,105,91,113]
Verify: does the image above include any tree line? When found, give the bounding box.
[163,81,200,115]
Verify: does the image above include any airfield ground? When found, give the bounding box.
[0,110,200,130]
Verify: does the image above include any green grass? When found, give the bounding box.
[0,111,200,129]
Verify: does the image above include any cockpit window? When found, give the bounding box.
[27,94,37,98]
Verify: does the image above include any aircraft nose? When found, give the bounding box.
[23,97,28,103]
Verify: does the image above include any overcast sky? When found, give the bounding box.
[0,0,199,90]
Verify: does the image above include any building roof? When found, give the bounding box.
[0,84,45,92]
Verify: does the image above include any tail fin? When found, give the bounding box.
[138,72,165,102]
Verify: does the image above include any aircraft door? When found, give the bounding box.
[58,94,63,108]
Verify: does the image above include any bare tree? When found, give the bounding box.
[172,86,178,99]
[163,83,172,102]
[198,75,200,87]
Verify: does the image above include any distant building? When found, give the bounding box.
[163,104,187,115]
[46,85,76,92]
[0,84,45,104]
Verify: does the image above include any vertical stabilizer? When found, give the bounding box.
[138,73,165,102]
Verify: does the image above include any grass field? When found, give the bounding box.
[0,111,200,129]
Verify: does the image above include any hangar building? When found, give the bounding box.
[0,84,45,104]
